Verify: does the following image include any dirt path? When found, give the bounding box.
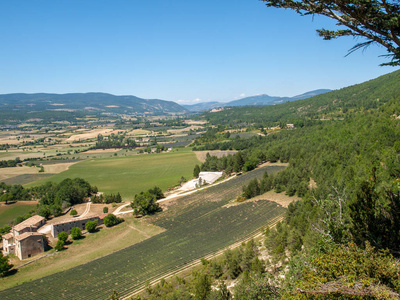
[77,202,91,218]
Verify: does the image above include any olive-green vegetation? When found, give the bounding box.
[202,69,400,129]
[0,202,36,227]
[190,70,400,298]
[26,149,200,201]
[0,178,97,220]
[0,253,13,277]
[103,214,124,227]
[0,166,285,299]
[131,186,164,217]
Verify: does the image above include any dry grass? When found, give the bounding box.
[83,148,120,154]
[167,125,204,134]
[184,120,207,125]
[0,166,40,181]
[65,128,119,142]
[43,162,78,173]
[194,150,238,162]
[127,129,151,136]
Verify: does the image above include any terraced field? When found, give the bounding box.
[0,165,286,300]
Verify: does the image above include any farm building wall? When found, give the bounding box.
[15,233,44,260]
[51,216,101,238]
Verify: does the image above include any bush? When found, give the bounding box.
[85,220,98,233]
[57,232,68,242]
[55,240,64,251]
[103,214,123,227]
[103,207,108,213]
[70,209,78,216]
[70,227,82,240]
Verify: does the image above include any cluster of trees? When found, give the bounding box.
[0,183,31,204]
[241,169,309,200]
[91,192,122,204]
[131,186,163,217]
[200,151,258,173]
[0,157,22,168]
[32,178,98,219]
[0,178,98,219]
[93,133,137,149]
[0,144,11,150]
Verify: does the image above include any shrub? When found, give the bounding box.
[103,207,108,213]
[57,232,68,242]
[70,209,78,216]
[103,214,123,227]
[70,227,82,240]
[85,220,98,233]
[55,240,64,251]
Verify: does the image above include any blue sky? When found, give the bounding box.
[0,0,398,104]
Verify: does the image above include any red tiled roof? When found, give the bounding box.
[14,232,42,242]
[2,232,13,240]
[13,215,45,232]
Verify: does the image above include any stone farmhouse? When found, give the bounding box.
[2,215,46,260]
[51,215,104,238]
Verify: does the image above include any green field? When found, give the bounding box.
[0,165,286,299]
[27,149,200,201]
[0,202,37,227]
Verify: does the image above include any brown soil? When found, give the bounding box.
[194,150,238,163]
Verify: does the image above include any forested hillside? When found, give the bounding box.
[203,70,400,128]
[191,70,400,299]
[0,93,187,124]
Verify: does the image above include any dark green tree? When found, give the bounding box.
[103,214,123,227]
[261,0,400,66]
[70,227,82,240]
[193,164,201,178]
[0,253,13,277]
[85,220,98,233]
[193,272,212,300]
[55,240,65,251]
[57,232,68,243]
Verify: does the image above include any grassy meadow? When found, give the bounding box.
[26,148,200,200]
[0,202,37,227]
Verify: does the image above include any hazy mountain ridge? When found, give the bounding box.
[0,92,188,115]
[183,89,331,112]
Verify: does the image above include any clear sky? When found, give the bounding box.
[0,0,398,104]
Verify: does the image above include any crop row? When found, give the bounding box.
[0,165,286,300]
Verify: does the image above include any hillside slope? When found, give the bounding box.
[203,70,400,126]
[0,92,188,115]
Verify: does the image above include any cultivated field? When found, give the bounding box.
[26,149,200,200]
[0,217,165,291]
[0,201,38,227]
[0,165,286,299]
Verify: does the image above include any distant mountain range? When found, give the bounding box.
[0,89,332,116]
[0,93,188,115]
[182,89,332,112]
